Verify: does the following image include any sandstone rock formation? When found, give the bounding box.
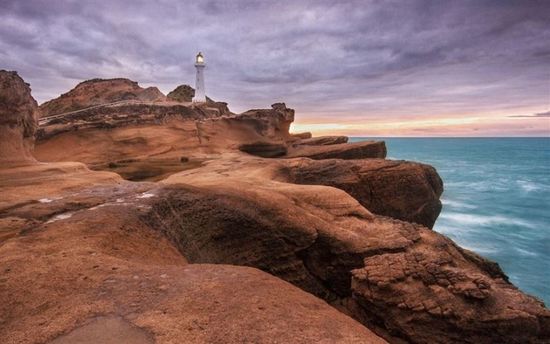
[286,140,387,160]
[167,84,195,102]
[2,73,549,344]
[39,78,167,117]
[150,156,550,343]
[34,79,232,176]
[290,131,312,140]
[284,158,443,228]
[1,74,386,344]
[195,103,294,156]
[0,70,39,165]
[296,135,348,146]
[167,84,215,103]
[0,173,385,344]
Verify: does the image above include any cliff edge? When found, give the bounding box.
[1,71,548,344]
[0,70,39,165]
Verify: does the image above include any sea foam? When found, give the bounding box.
[438,212,536,229]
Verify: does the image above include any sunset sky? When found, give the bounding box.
[1,0,549,136]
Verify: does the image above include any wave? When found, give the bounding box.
[436,229,499,255]
[438,212,537,229]
[516,180,549,193]
[441,199,476,210]
[514,247,539,257]
[444,181,509,192]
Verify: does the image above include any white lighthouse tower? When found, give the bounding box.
[193,52,206,103]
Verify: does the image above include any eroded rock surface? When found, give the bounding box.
[0,161,385,344]
[167,84,195,102]
[283,158,443,228]
[296,135,349,146]
[196,103,294,153]
[39,78,167,117]
[148,156,549,343]
[167,84,216,103]
[350,235,550,343]
[286,140,387,160]
[2,73,549,344]
[0,70,39,164]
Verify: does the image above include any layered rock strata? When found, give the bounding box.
[39,78,167,117]
[1,71,548,344]
[0,70,39,164]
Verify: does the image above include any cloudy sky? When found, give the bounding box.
[1,0,549,136]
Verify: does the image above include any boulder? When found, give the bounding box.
[286,140,387,160]
[167,84,216,103]
[0,70,39,165]
[167,84,195,102]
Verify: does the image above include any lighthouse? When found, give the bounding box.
[193,52,206,103]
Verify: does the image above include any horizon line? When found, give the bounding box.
[345,136,550,138]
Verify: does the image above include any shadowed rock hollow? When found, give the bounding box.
[1,71,548,344]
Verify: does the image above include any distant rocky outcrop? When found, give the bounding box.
[297,135,349,146]
[290,132,312,140]
[39,78,167,117]
[0,70,39,164]
[286,140,387,160]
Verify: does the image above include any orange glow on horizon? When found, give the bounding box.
[290,111,550,137]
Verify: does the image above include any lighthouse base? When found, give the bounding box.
[192,97,207,103]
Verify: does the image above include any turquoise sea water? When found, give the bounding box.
[350,137,550,305]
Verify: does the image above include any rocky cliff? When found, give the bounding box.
[0,70,39,164]
[1,71,548,344]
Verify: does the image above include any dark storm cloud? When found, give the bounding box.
[1,0,549,131]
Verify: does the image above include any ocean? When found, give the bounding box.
[350,137,550,305]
